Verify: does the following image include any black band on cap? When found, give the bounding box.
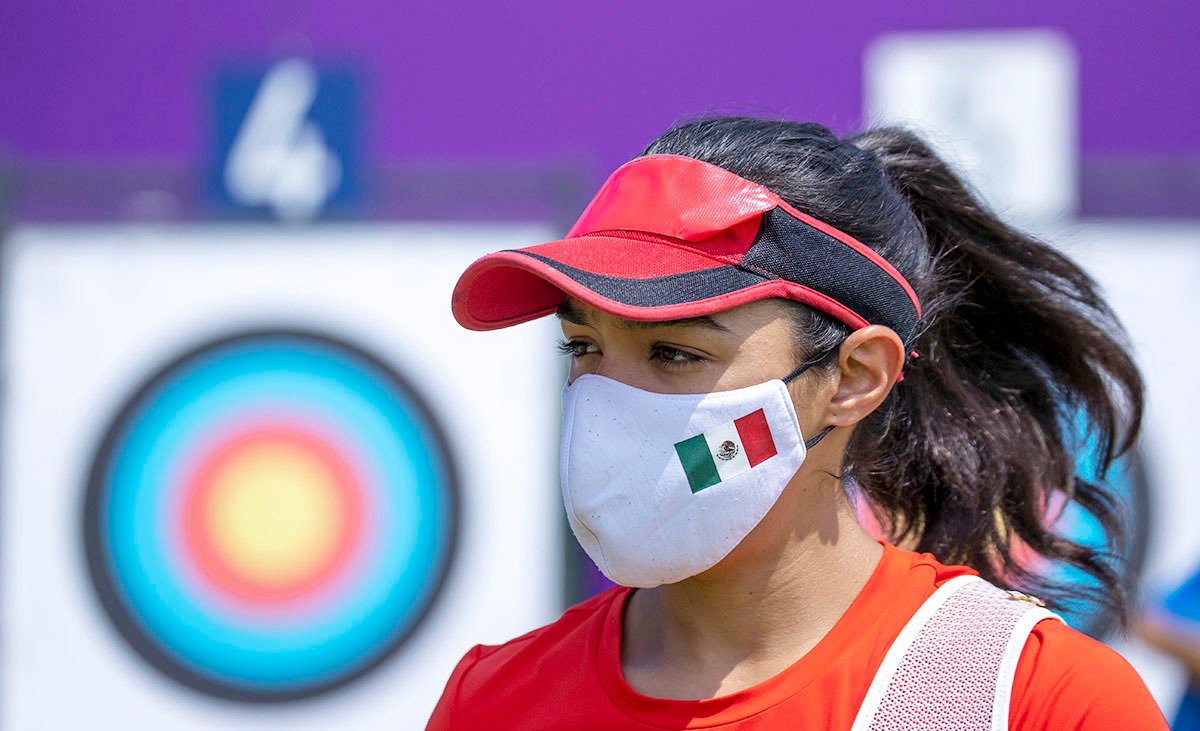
[742,208,920,344]
[513,251,765,305]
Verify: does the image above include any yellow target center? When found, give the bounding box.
[204,441,345,589]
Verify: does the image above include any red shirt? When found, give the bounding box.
[427,542,1168,729]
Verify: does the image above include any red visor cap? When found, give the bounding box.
[450,154,922,339]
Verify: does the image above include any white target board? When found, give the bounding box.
[0,222,563,729]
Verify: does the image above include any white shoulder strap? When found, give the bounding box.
[849,575,1063,731]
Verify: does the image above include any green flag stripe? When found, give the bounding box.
[675,433,721,493]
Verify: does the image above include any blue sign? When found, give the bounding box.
[209,59,361,220]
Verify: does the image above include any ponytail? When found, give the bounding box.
[643,117,1145,624]
[844,127,1144,622]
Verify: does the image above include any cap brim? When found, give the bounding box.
[451,234,786,331]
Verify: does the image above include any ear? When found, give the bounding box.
[826,326,905,428]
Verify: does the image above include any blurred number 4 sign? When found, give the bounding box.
[211,59,361,221]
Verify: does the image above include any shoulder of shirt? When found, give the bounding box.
[1017,618,1162,698]
[455,586,626,695]
[884,544,1166,727]
[1009,618,1169,728]
[891,542,1145,685]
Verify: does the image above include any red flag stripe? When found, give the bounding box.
[733,409,776,467]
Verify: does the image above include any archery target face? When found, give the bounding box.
[1,222,562,730]
[84,330,457,700]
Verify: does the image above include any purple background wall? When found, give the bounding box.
[1,1,1197,175]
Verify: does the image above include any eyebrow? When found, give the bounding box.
[555,301,732,333]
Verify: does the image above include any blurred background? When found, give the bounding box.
[1,2,1198,728]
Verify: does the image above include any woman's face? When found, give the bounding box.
[557,296,904,580]
[555,297,833,441]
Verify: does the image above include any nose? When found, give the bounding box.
[590,353,662,392]
[569,350,655,391]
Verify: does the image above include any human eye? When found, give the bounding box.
[649,344,707,370]
[555,338,599,358]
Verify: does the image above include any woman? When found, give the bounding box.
[428,117,1167,729]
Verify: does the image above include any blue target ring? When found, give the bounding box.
[83,330,458,701]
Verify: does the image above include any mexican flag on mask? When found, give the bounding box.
[673,408,778,493]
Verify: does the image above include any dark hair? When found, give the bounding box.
[641,117,1144,625]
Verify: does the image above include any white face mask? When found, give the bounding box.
[558,359,833,588]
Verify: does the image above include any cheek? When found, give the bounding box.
[709,345,795,392]
[786,381,829,436]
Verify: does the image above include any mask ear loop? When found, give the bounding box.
[781,335,919,448]
[780,339,846,450]
[804,427,834,450]
[780,340,844,385]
